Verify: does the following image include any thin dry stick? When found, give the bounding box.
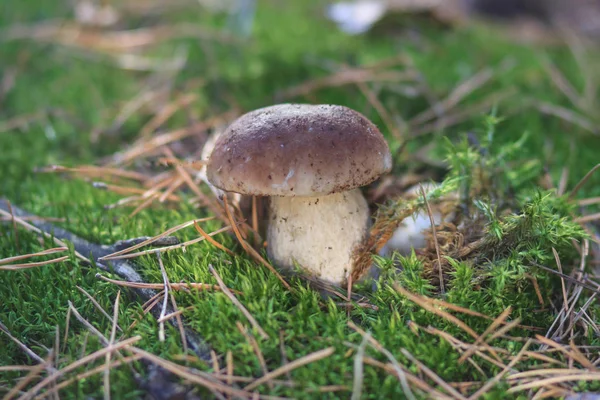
[33,355,143,400]
[159,250,189,355]
[222,195,290,289]
[226,350,234,388]
[110,110,238,166]
[0,322,47,366]
[468,339,532,400]
[38,165,149,182]
[140,93,199,138]
[351,331,369,400]
[157,252,169,342]
[95,274,230,293]
[129,347,285,400]
[355,80,403,142]
[236,322,272,389]
[17,336,142,400]
[570,163,600,199]
[104,291,121,400]
[244,347,335,391]
[395,284,477,339]
[552,248,569,313]
[99,217,214,260]
[278,331,293,382]
[194,221,235,256]
[508,373,600,393]
[156,306,194,323]
[459,307,512,364]
[75,286,123,332]
[102,226,232,260]
[401,349,467,400]
[0,247,67,265]
[3,358,49,400]
[0,208,89,263]
[347,321,416,400]
[209,265,269,340]
[420,184,444,293]
[0,256,70,270]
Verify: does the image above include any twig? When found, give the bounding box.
[570,164,600,199]
[104,291,121,400]
[244,348,335,391]
[75,286,123,332]
[468,340,532,400]
[420,184,444,293]
[95,274,232,293]
[0,199,212,361]
[209,265,269,340]
[16,336,142,400]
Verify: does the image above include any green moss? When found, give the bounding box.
[1,0,599,398]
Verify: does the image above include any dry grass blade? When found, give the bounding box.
[411,88,516,138]
[75,286,122,332]
[508,373,600,393]
[420,184,444,293]
[0,321,52,367]
[467,340,531,400]
[533,101,597,135]
[194,220,235,256]
[355,79,404,142]
[156,306,194,323]
[394,284,478,339]
[401,349,467,400]
[222,195,291,289]
[95,273,235,293]
[409,62,501,127]
[99,217,214,260]
[38,165,149,182]
[4,358,49,400]
[458,307,512,364]
[210,265,269,340]
[139,92,199,138]
[129,347,287,400]
[16,336,142,400]
[110,110,238,166]
[0,207,90,264]
[347,321,417,400]
[0,255,70,270]
[351,331,369,400]
[236,322,271,388]
[104,291,121,400]
[101,225,232,260]
[33,355,143,400]
[93,181,178,202]
[0,246,67,265]
[552,248,569,313]
[157,252,169,342]
[277,68,415,100]
[542,56,584,111]
[0,366,39,372]
[244,347,335,391]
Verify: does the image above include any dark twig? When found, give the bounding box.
[0,198,211,362]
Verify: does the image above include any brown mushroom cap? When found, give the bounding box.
[206,104,392,197]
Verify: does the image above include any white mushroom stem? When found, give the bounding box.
[266,188,370,285]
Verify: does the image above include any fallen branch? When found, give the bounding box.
[0,198,212,362]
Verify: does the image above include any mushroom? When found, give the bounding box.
[206,103,392,285]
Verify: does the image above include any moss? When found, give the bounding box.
[1,0,599,398]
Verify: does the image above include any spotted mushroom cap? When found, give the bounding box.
[206,104,392,197]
